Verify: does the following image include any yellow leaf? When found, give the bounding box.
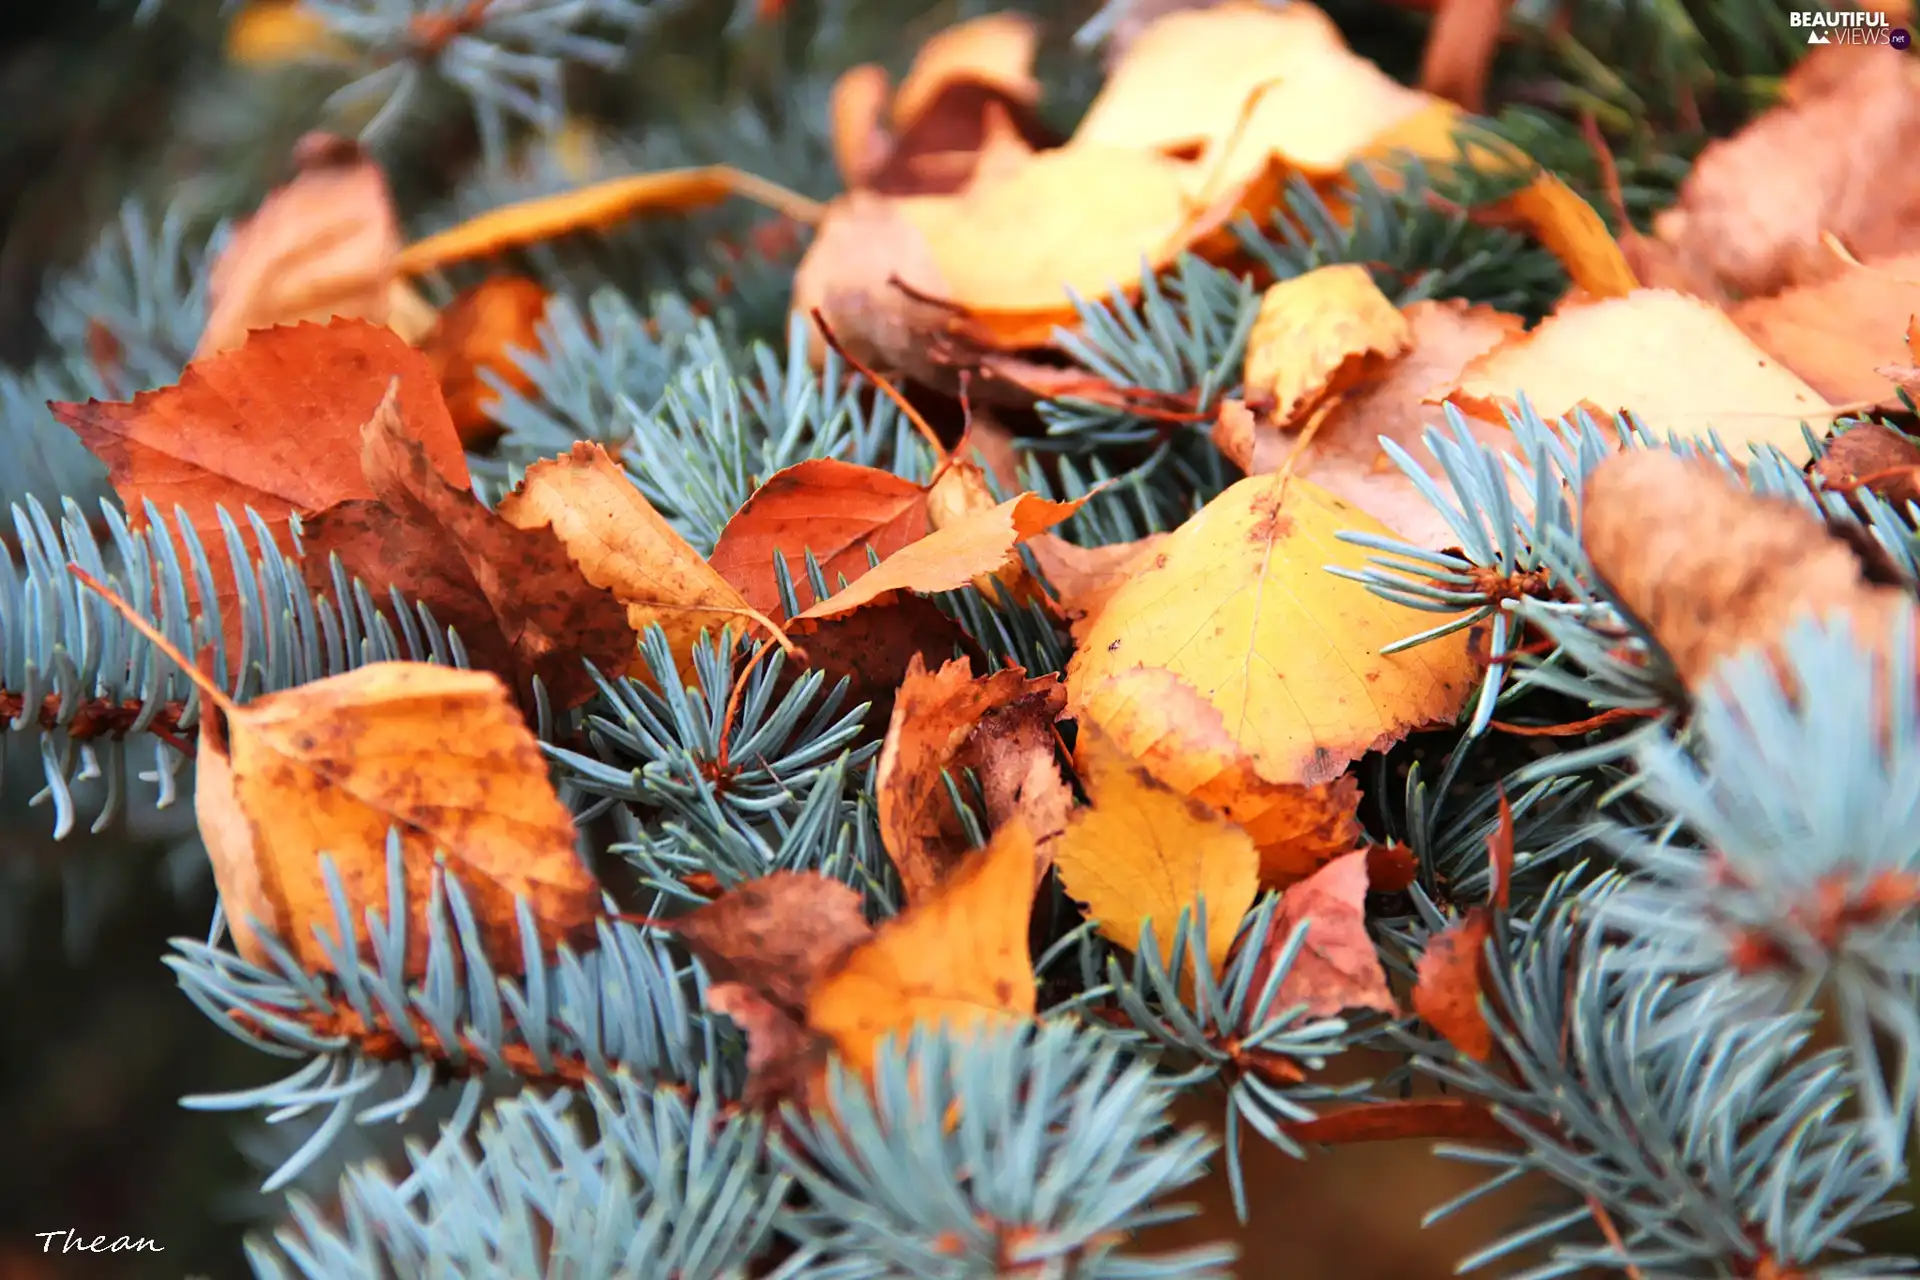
[1489,171,1639,301]
[1244,265,1412,429]
[225,0,350,65]
[396,167,826,275]
[496,443,789,672]
[807,819,1039,1077]
[891,12,1041,128]
[1066,473,1480,785]
[1054,721,1260,972]
[1436,288,1835,462]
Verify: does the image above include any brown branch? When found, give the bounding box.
[0,688,195,755]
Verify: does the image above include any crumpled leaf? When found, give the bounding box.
[197,133,402,359]
[1814,422,1920,512]
[499,442,782,676]
[1248,849,1397,1019]
[417,276,550,447]
[1580,448,1911,691]
[1436,289,1832,462]
[709,459,932,617]
[1650,44,1920,300]
[1243,265,1412,430]
[807,818,1039,1077]
[1054,720,1260,973]
[301,396,637,711]
[876,655,1068,901]
[1067,473,1480,786]
[795,491,1085,621]
[192,661,596,976]
[1220,299,1525,552]
[785,594,986,730]
[1731,252,1920,405]
[1073,667,1363,888]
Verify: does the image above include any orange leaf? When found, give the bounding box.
[1366,841,1420,894]
[1485,171,1638,302]
[1732,250,1920,405]
[300,395,636,711]
[1073,667,1362,888]
[830,64,895,189]
[890,12,1041,130]
[709,459,931,617]
[807,819,1039,1078]
[876,655,1068,901]
[197,134,401,360]
[1250,849,1397,1019]
[1417,0,1509,112]
[1244,265,1412,430]
[495,443,783,677]
[417,276,550,448]
[1026,531,1169,641]
[396,166,825,275]
[1412,910,1495,1060]
[1054,721,1260,974]
[193,662,596,977]
[795,491,1085,621]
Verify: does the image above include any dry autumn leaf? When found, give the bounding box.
[795,490,1085,621]
[1435,289,1833,462]
[1732,251,1920,405]
[1054,720,1260,973]
[1073,667,1362,889]
[891,11,1041,129]
[876,655,1069,901]
[300,392,637,711]
[417,276,551,448]
[708,459,932,617]
[1814,422,1920,512]
[1248,849,1397,1019]
[496,442,786,676]
[75,565,597,977]
[1221,299,1526,552]
[1067,473,1480,787]
[784,594,986,730]
[1027,531,1170,641]
[1417,0,1509,113]
[1411,911,1495,1060]
[1243,266,1412,431]
[1580,448,1911,692]
[807,817,1039,1077]
[197,133,401,360]
[1482,170,1639,301]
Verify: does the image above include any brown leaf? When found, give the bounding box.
[877,655,1067,901]
[709,459,931,617]
[1073,667,1363,888]
[497,443,778,677]
[1487,790,1515,911]
[785,593,985,730]
[669,872,873,1010]
[1732,251,1920,405]
[795,491,1085,621]
[193,661,597,977]
[706,982,824,1108]
[198,133,401,359]
[1651,45,1920,299]
[1412,910,1494,1061]
[418,276,550,448]
[1249,849,1397,1020]
[1580,449,1910,692]
[1437,289,1833,462]
[1026,532,1169,641]
[53,319,469,653]
[1418,0,1509,112]
[1366,841,1420,893]
[300,394,636,710]
[1285,1097,1514,1146]
[1814,422,1920,511]
[1226,299,1525,552]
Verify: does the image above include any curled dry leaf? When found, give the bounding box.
[1580,448,1912,691]
[191,661,596,977]
[197,133,401,360]
[795,491,1085,621]
[1067,473,1480,787]
[1481,170,1638,302]
[806,818,1039,1078]
[417,276,550,448]
[302,398,637,711]
[1053,720,1260,974]
[1731,251,1920,405]
[1243,265,1412,431]
[1227,299,1526,552]
[876,655,1068,902]
[500,442,786,676]
[1814,422,1920,512]
[1074,667,1362,889]
[708,459,931,617]
[890,11,1041,129]
[1435,289,1832,462]
[1651,45,1920,300]
[52,319,469,654]
[1412,911,1494,1061]
[1247,849,1397,1020]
